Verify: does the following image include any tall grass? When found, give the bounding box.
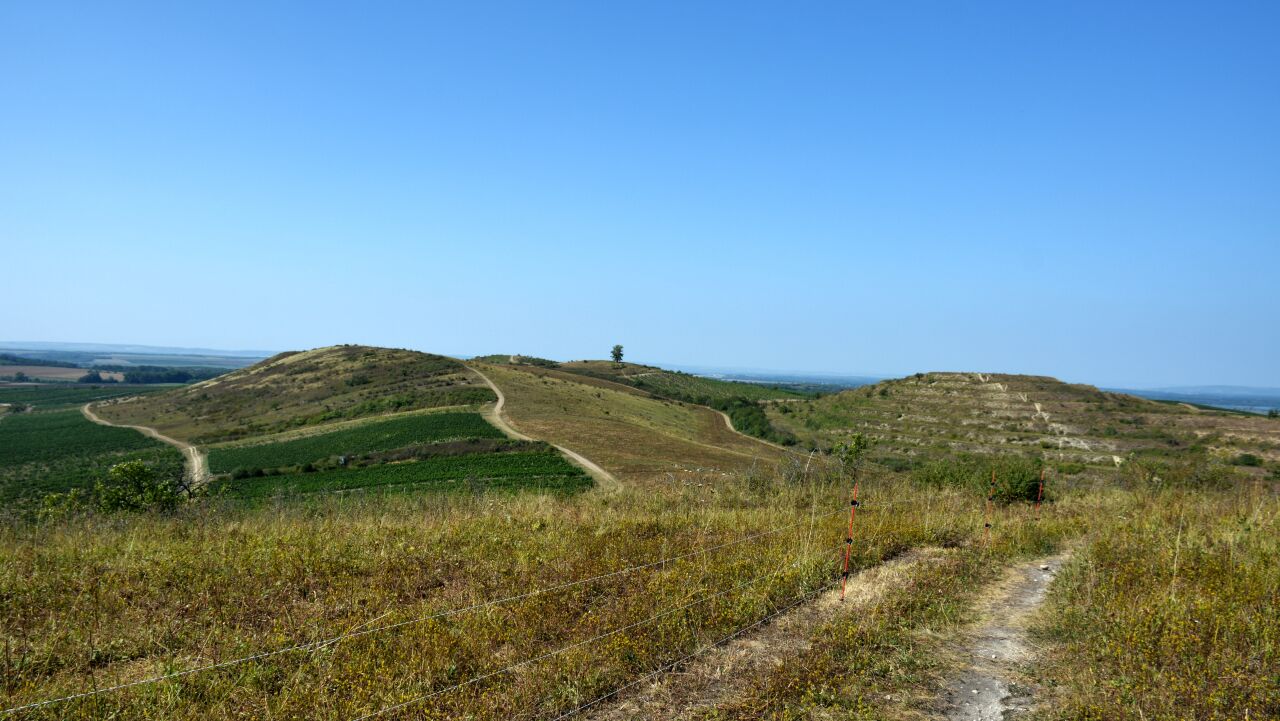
[2,462,1274,719]
[1030,486,1280,720]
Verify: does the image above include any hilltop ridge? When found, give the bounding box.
[94,345,495,443]
[766,370,1279,473]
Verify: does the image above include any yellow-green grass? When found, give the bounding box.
[558,360,808,403]
[0,463,1040,721]
[2,458,1274,719]
[767,372,1280,475]
[479,363,789,485]
[1029,487,1280,720]
[94,346,495,444]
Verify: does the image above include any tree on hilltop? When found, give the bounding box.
[611,344,624,367]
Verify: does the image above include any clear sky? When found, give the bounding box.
[2,1,1276,388]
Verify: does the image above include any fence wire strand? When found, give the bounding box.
[2,506,866,716]
[349,553,821,720]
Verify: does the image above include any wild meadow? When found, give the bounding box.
[4,449,1271,720]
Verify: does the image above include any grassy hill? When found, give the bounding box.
[476,362,790,485]
[95,345,496,443]
[559,360,809,403]
[766,371,1280,475]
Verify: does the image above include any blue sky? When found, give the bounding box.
[2,1,1276,388]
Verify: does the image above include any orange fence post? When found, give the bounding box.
[984,469,995,548]
[839,481,860,602]
[1034,467,1046,520]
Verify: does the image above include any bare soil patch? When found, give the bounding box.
[936,552,1070,721]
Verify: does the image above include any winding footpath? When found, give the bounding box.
[82,402,209,487]
[713,408,795,454]
[465,364,620,491]
[938,552,1070,720]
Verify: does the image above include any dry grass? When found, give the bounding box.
[478,363,787,486]
[0,464,965,720]
[767,372,1280,474]
[95,346,494,443]
[1029,486,1280,720]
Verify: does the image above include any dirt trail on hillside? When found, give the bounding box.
[82,402,209,487]
[575,548,951,721]
[466,364,621,491]
[935,552,1069,720]
[714,408,796,455]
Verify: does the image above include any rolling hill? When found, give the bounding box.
[94,345,496,443]
[472,361,790,487]
[765,371,1280,474]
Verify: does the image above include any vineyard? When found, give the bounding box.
[0,385,165,411]
[208,412,505,474]
[0,410,166,466]
[209,449,590,498]
[0,410,181,506]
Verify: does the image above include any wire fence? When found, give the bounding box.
[2,503,882,717]
[348,552,824,720]
[546,578,841,720]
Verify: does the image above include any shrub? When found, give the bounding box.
[1231,453,1262,467]
[94,460,184,512]
[912,454,1046,504]
[1119,455,1236,490]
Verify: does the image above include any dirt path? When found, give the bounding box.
[466,364,621,491]
[577,548,951,720]
[82,402,209,487]
[713,408,796,455]
[936,552,1069,720]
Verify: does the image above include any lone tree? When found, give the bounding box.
[611,344,624,367]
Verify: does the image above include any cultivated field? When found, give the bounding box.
[207,411,506,474]
[0,366,124,382]
[0,385,167,411]
[0,406,181,508]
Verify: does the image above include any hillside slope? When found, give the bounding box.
[95,345,495,443]
[475,362,788,486]
[767,371,1280,473]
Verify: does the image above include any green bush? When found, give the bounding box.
[912,454,1046,504]
[94,460,185,512]
[1119,455,1236,490]
[1230,453,1262,467]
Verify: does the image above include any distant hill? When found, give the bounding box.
[94,345,495,443]
[0,342,271,369]
[765,371,1280,473]
[1112,385,1280,415]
